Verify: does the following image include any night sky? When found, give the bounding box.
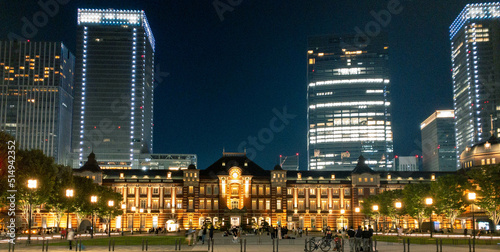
[0,0,485,170]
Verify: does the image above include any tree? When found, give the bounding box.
[361,194,381,230]
[72,176,98,230]
[15,149,57,226]
[431,174,468,231]
[94,185,123,231]
[44,164,75,231]
[467,165,500,232]
[402,183,431,230]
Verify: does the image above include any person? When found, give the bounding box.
[186,228,194,246]
[355,226,362,252]
[61,228,66,239]
[67,228,75,250]
[197,228,203,244]
[209,225,214,241]
[298,227,303,238]
[398,226,403,237]
[464,228,468,237]
[202,227,207,244]
[278,226,282,239]
[362,227,371,252]
[270,226,275,239]
[347,226,356,252]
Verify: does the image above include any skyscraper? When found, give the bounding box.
[307,34,393,171]
[420,110,457,171]
[0,41,75,165]
[72,9,155,168]
[450,3,500,160]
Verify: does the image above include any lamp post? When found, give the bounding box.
[65,189,74,237]
[121,204,126,233]
[108,200,114,237]
[27,179,38,244]
[395,201,402,229]
[425,197,433,238]
[372,205,379,232]
[468,192,476,252]
[90,195,98,238]
[340,209,345,230]
[131,206,136,233]
[355,207,360,228]
[139,208,144,233]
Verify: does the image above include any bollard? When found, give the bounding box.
[277,237,279,252]
[175,239,178,251]
[436,239,439,252]
[244,238,247,252]
[179,238,181,250]
[211,238,214,252]
[304,238,308,252]
[113,239,116,251]
[240,238,243,252]
[45,240,49,252]
[142,238,145,251]
[146,239,148,251]
[273,238,275,252]
[468,238,471,252]
[109,239,112,251]
[342,238,344,252]
[403,238,406,252]
[374,237,377,252]
[41,240,45,252]
[439,239,442,252]
[407,238,410,252]
[208,237,211,251]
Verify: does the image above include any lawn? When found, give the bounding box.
[34,234,187,246]
[373,235,499,246]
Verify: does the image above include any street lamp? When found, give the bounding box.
[468,192,476,252]
[395,201,402,228]
[90,195,98,238]
[27,179,37,244]
[425,197,433,238]
[65,189,74,237]
[139,208,144,233]
[108,200,114,237]
[340,209,345,230]
[372,205,379,232]
[131,206,136,233]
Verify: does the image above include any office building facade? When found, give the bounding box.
[450,3,500,160]
[421,110,457,171]
[307,34,393,171]
[0,41,75,165]
[72,8,155,168]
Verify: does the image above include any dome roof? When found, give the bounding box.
[188,164,197,170]
[273,164,283,170]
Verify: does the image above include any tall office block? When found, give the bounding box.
[307,34,393,171]
[421,110,457,171]
[72,9,155,167]
[0,41,75,165]
[279,154,299,171]
[450,3,500,161]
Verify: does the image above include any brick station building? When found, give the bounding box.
[76,152,450,232]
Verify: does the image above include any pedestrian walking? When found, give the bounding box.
[67,228,75,250]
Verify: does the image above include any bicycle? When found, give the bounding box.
[307,237,331,252]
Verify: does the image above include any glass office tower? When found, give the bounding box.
[0,41,75,165]
[420,110,457,171]
[307,34,393,171]
[450,3,500,164]
[72,9,155,167]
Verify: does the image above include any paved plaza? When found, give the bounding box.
[2,233,499,252]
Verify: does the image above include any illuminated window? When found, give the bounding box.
[188,199,193,209]
[358,188,363,195]
[259,200,264,210]
[277,199,281,210]
[266,186,270,195]
[206,199,212,209]
[287,188,292,195]
[189,186,193,194]
[214,200,218,210]
[309,58,315,64]
[259,185,264,195]
[128,187,135,194]
[299,188,304,195]
[298,200,304,210]
[486,159,491,165]
[344,188,350,196]
[165,187,171,195]
[140,199,146,209]
[321,189,327,195]
[231,199,239,210]
[252,200,257,210]
[200,199,205,209]
[287,200,293,210]
[152,200,158,210]
[310,188,316,195]
[276,186,281,195]
[252,185,257,195]
[153,188,159,194]
[481,159,485,165]
[176,200,182,208]
[370,178,374,182]
[310,200,316,211]
[200,186,205,194]
[165,200,171,209]
[231,186,238,196]
[266,200,270,210]
[369,188,375,195]
[492,158,496,164]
